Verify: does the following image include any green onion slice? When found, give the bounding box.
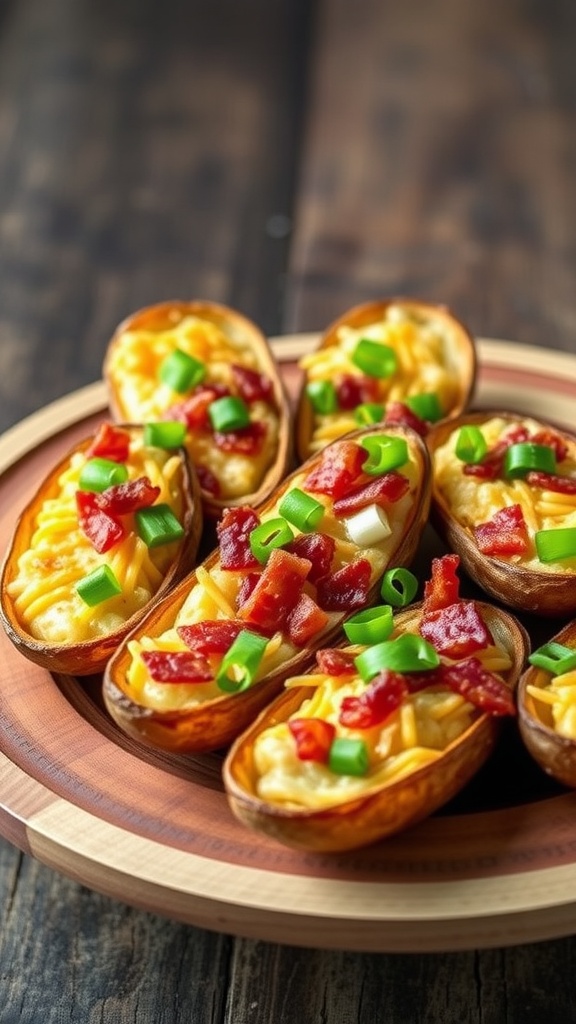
[504,443,556,479]
[535,527,576,563]
[380,567,418,608]
[208,396,250,432]
[351,339,397,379]
[328,737,370,776]
[361,435,408,475]
[455,426,487,465]
[355,634,440,682]
[75,564,122,606]
[354,402,384,426]
[216,630,269,693]
[528,642,576,676]
[306,380,338,415]
[343,605,394,645]
[78,458,129,493]
[135,503,184,548]
[249,517,294,563]
[278,488,325,532]
[159,349,206,393]
[143,421,187,448]
[404,393,443,423]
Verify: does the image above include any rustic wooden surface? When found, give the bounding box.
[2,0,576,1020]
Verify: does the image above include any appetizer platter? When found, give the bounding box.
[2,326,576,953]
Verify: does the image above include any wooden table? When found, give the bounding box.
[1,0,576,1018]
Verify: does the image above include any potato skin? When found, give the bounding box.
[223,604,529,853]
[428,410,576,616]
[0,425,202,676]
[103,424,432,754]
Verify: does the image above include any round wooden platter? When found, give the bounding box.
[2,335,576,954]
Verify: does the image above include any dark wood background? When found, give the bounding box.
[2,0,576,1020]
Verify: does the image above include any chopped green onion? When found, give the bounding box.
[528,642,576,676]
[159,349,206,392]
[143,421,187,448]
[361,434,408,475]
[306,380,338,415]
[380,567,418,608]
[455,426,487,464]
[79,458,129,493]
[249,517,294,563]
[355,634,440,682]
[208,396,250,432]
[135,503,184,548]
[404,392,443,423]
[343,605,394,645]
[216,630,268,692]
[344,504,391,546]
[75,564,122,606]
[354,402,384,426]
[352,339,397,379]
[328,737,369,776]
[504,443,556,479]
[278,488,325,532]
[535,527,576,563]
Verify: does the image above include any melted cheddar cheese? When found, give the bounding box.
[527,661,576,740]
[106,313,279,499]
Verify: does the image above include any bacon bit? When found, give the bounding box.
[166,386,229,430]
[236,572,261,609]
[422,553,461,613]
[140,650,212,683]
[440,658,516,716]
[214,421,266,455]
[86,423,131,463]
[531,429,568,462]
[217,506,261,570]
[335,373,380,411]
[238,547,311,633]
[95,476,161,515]
[420,600,493,659]
[303,441,368,499]
[384,401,429,436]
[339,671,408,729]
[474,504,530,555]
[286,593,329,647]
[525,471,576,495]
[316,648,357,675]
[231,364,274,403]
[332,471,409,516]
[316,558,372,611]
[286,532,335,584]
[177,620,248,655]
[196,465,221,497]
[463,425,530,479]
[76,491,125,553]
[288,718,336,762]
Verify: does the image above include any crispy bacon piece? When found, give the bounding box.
[339,670,408,729]
[95,476,161,515]
[217,506,261,570]
[525,471,576,495]
[463,425,530,479]
[238,548,311,633]
[196,465,221,497]
[288,718,336,762]
[231,364,274,403]
[286,532,335,584]
[177,619,248,655]
[422,553,461,613]
[316,558,372,611]
[214,421,266,455]
[420,600,493,659]
[303,441,367,499]
[531,429,568,462]
[332,472,409,516]
[86,423,131,462]
[140,650,212,683]
[286,593,329,647]
[440,657,516,716]
[166,385,230,430]
[236,571,261,609]
[316,648,357,675]
[474,504,530,555]
[335,373,380,411]
[384,401,428,436]
[76,491,125,553]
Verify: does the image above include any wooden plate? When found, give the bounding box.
[2,335,576,954]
